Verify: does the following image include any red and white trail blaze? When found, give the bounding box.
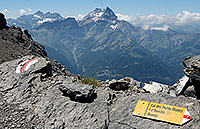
[16,59,38,73]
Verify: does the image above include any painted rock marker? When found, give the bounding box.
[16,59,38,73]
[133,100,192,125]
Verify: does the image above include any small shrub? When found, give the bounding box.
[81,77,99,87]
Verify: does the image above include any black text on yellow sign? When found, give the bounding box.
[133,100,192,125]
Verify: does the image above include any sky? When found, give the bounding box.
[1,0,200,18]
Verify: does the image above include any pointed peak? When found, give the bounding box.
[45,12,52,15]
[94,8,102,12]
[82,7,117,22]
[34,10,44,16]
[105,7,112,12]
[102,7,117,20]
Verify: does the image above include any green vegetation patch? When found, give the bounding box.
[81,77,99,87]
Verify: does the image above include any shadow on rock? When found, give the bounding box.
[109,82,129,91]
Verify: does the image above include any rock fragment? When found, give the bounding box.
[181,55,200,99]
[143,81,170,94]
[59,84,97,103]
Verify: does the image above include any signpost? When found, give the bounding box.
[133,100,192,125]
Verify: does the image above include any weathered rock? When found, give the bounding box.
[119,77,141,87]
[109,82,129,91]
[1,56,200,129]
[0,13,7,29]
[172,75,190,95]
[23,29,32,39]
[143,81,170,94]
[182,55,200,99]
[30,58,52,77]
[59,83,97,103]
[0,22,47,64]
[106,77,141,91]
[143,83,162,94]
[0,55,53,92]
[183,55,200,81]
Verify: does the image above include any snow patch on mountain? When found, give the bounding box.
[110,24,118,30]
[92,12,104,21]
[37,18,54,24]
[34,14,41,18]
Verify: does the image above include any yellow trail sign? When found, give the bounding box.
[133,100,192,125]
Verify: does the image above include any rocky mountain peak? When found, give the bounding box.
[7,10,64,29]
[65,17,78,25]
[101,7,117,20]
[0,14,47,64]
[43,12,63,19]
[82,7,117,22]
[0,13,7,29]
[34,10,44,16]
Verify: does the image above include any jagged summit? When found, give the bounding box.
[82,7,117,22]
[34,10,44,16]
[101,7,117,20]
[7,10,64,29]
[33,11,63,19]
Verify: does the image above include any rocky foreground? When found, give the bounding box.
[0,13,200,129]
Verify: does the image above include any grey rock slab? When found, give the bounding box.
[0,57,200,128]
[143,81,170,94]
[59,83,97,103]
[0,55,51,92]
[183,55,200,81]
[172,75,190,95]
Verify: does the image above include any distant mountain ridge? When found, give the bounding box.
[7,11,64,29]
[30,7,176,84]
[7,7,200,84]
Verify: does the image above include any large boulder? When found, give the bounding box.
[182,55,200,99]
[183,55,200,81]
[59,84,97,103]
[143,81,171,94]
[0,13,7,29]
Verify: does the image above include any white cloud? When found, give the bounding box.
[116,11,200,31]
[175,11,200,25]
[28,8,32,11]
[151,25,169,31]
[3,9,9,13]
[76,14,85,20]
[116,13,136,23]
[19,9,26,15]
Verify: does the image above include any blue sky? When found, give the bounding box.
[1,0,200,18]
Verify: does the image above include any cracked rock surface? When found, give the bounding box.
[0,56,200,129]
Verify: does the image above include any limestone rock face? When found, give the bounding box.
[1,56,200,128]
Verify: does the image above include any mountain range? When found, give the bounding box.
[7,11,64,29]
[7,7,200,85]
